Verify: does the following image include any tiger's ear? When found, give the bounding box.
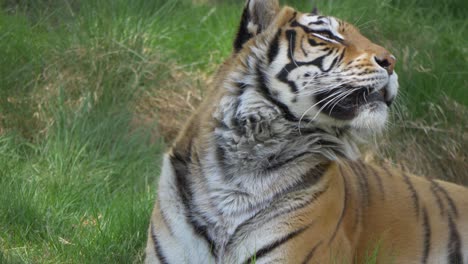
[311,0,320,15]
[233,0,280,52]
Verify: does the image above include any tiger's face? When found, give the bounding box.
[234,0,399,135]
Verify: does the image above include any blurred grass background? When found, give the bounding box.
[0,0,466,262]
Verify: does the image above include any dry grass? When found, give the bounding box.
[374,97,468,184]
[133,67,210,143]
[1,39,209,145]
[2,43,172,139]
[1,46,106,139]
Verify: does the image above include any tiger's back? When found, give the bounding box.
[145,0,468,263]
[330,162,468,264]
[223,161,468,263]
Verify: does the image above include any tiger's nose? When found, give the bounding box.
[374,54,396,75]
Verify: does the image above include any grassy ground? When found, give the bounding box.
[0,0,466,263]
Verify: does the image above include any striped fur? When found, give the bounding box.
[145,1,468,263]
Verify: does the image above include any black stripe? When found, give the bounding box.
[307,37,327,47]
[265,151,316,171]
[308,20,325,26]
[353,162,370,207]
[430,180,446,216]
[231,100,247,136]
[402,171,420,219]
[348,163,364,230]
[234,0,254,52]
[302,241,323,264]
[256,64,301,122]
[421,207,431,264]
[243,224,313,264]
[336,49,346,63]
[431,180,459,218]
[300,35,308,56]
[328,54,340,72]
[150,224,170,264]
[235,81,249,92]
[158,200,174,236]
[310,30,344,43]
[215,141,227,173]
[267,29,281,63]
[366,164,385,200]
[283,29,299,93]
[447,216,463,264]
[290,21,344,44]
[290,21,319,33]
[278,45,336,74]
[171,150,217,258]
[329,166,349,244]
[171,150,193,215]
[288,11,298,23]
[293,165,329,192]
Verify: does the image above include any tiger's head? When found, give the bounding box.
[228,0,398,138]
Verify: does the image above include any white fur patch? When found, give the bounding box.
[351,102,388,136]
[386,73,399,102]
[247,22,259,35]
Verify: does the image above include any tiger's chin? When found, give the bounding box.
[348,75,398,137]
[349,101,389,137]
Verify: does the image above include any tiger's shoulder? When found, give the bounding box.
[280,160,468,264]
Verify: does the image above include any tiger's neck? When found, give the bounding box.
[164,42,360,257]
[210,43,359,175]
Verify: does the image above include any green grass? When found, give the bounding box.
[0,0,466,263]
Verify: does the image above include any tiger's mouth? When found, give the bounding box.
[363,87,388,106]
[315,85,390,120]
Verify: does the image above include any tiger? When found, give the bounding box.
[145,0,468,263]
